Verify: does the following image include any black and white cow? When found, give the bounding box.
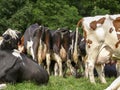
[0,50,49,84]
[22,23,42,61]
[0,28,49,89]
[18,24,52,75]
[67,30,86,77]
[0,49,49,84]
[50,28,71,76]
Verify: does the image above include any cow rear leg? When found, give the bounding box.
[54,53,63,77]
[46,53,51,75]
[95,64,106,83]
[84,61,89,78]
[116,61,120,76]
[88,61,96,84]
[54,62,59,76]
[66,59,76,77]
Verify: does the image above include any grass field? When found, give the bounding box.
[6,76,115,90]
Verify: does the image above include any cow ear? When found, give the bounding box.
[90,21,97,30]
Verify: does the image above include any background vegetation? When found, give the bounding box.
[0,0,119,89]
[0,0,120,34]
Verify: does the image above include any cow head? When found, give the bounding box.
[0,28,21,50]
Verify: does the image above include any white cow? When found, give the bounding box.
[76,14,120,84]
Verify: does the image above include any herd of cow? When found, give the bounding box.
[0,14,120,90]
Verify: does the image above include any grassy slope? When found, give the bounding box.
[6,76,115,90]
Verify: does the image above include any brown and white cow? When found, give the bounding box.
[50,28,71,76]
[76,14,120,83]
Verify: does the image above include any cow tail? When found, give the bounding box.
[76,19,83,32]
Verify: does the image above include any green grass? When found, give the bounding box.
[6,76,115,90]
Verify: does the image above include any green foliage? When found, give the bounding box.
[0,0,120,34]
[32,0,79,30]
[91,7,110,16]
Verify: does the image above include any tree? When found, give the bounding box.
[0,0,120,34]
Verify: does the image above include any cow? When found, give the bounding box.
[21,23,42,61]
[0,49,49,85]
[50,28,71,76]
[50,28,86,77]
[67,30,86,77]
[18,24,85,77]
[0,29,49,89]
[76,14,120,83]
[18,24,52,75]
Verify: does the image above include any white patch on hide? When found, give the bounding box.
[116,32,120,34]
[3,28,19,39]
[12,49,22,60]
[26,39,35,60]
[95,27,105,41]
[0,37,3,45]
[81,38,84,42]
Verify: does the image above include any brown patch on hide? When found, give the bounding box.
[90,17,105,30]
[117,34,120,40]
[88,45,90,48]
[17,36,26,53]
[97,17,105,24]
[79,18,87,41]
[115,40,120,48]
[90,21,97,30]
[109,28,113,33]
[77,18,83,27]
[86,39,92,48]
[83,25,87,39]
[37,43,47,64]
[113,17,120,40]
[73,50,79,64]
[60,46,67,61]
[87,39,92,44]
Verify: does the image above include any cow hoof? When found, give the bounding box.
[0,84,7,90]
[90,81,96,85]
[101,81,107,84]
